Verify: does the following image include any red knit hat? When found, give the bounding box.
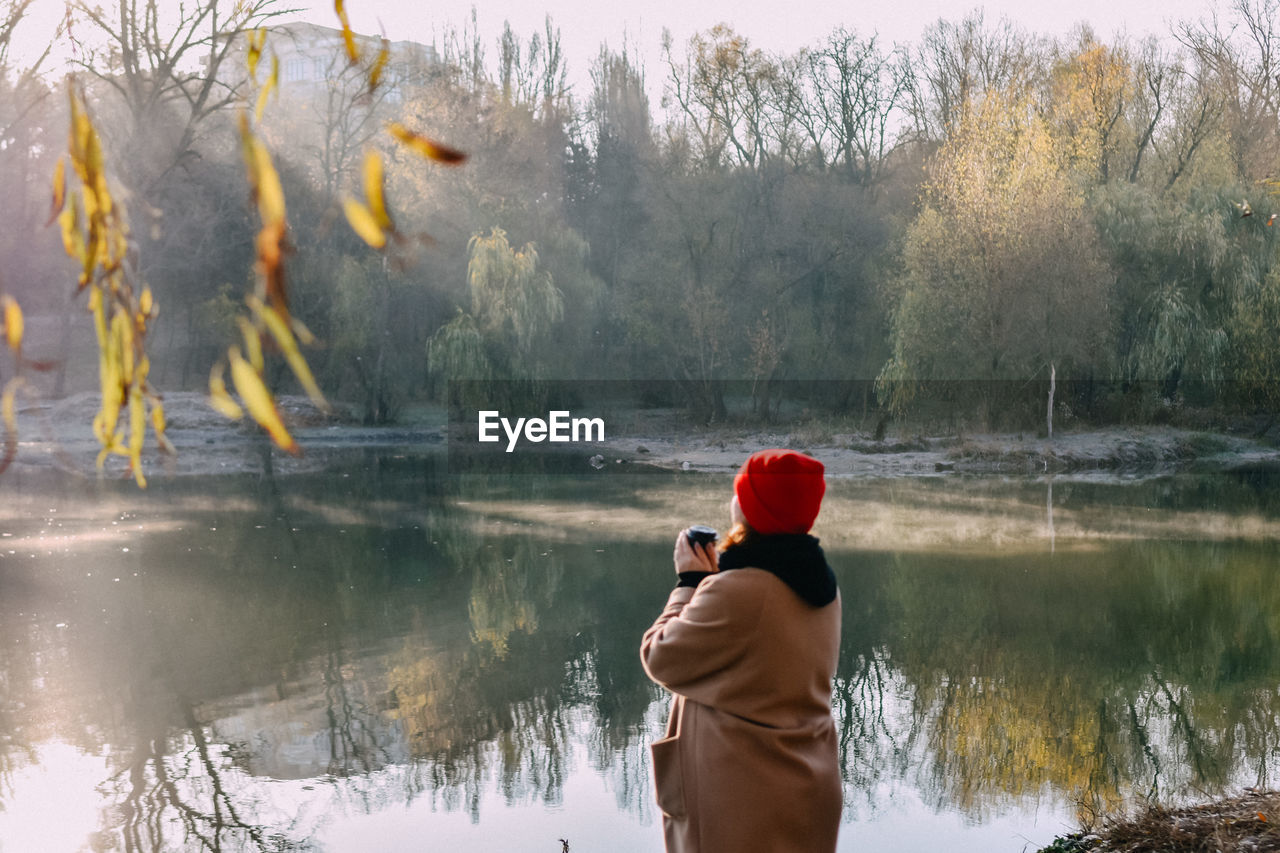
[733,449,826,535]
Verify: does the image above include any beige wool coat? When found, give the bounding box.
[640,567,843,853]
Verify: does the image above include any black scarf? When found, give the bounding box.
[716,534,838,607]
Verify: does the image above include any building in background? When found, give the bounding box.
[224,21,440,103]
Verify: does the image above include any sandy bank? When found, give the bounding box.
[597,422,1280,481]
[8,391,1280,482]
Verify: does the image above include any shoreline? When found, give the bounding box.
[1038,790,1280,852]
[596,424,1280,480]
[8,391,1280,482]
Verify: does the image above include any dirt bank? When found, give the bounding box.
[597,421,1280,481]
[8,391,1280,481]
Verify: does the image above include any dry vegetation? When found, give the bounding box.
[1043,792,1280,852]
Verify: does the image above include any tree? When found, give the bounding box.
[1047,28,1134,184]
[880,87,1113,425]
[68,0,288,190]
[1175,0,1280,182]
[573,45,653,297]
[325,254,424,424]
[1092,181,1278,404]
[429,227,564,405]
[664,25,781,170]
[0,1,62,313]
[804,27,908,184]
[0,0,52,143]
[904,10,1043,142]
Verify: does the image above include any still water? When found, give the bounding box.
[4,456,1280,852]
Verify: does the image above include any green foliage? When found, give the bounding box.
[428,311,493,382]
[466,227,563,358]
[1094,182,1280,399]
[194,282,240,344]
[427,226,571,414]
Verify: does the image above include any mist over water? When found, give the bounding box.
[3,458,1280,851]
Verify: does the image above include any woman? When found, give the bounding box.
[640,449,842,853]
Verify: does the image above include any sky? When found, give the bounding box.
[319,0,1199,56]
[10,0,1228,106]
[304,0,1211,79]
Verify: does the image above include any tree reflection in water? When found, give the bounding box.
[4,470,1280,849]
[837,535,1280,825]
[101,700,305,852]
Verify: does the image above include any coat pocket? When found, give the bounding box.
[650,735,687,820]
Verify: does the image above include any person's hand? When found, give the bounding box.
[673,530,719,576]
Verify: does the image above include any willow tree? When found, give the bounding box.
[1093,180,1280,410]
[879,87,1113,429]
[429,227,563,409]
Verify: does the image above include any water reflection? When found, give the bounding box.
[2,467,1280,850]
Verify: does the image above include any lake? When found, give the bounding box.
[3,455,1280,852]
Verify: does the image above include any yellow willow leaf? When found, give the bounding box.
[58,193,84,260]
[228,346,300,455]
[0,376,22,476]
[80,224,100,287]
[252,140,286,226]
[97,327,124,446]
[139,287,153,319]
[369,38,390,92]
[209,361,244,420]
[335,0,360,63]
[237,315,264,372]
[151,399,174,455]
[343,196,387,248]
[248,295,329,410]
[93,402,122,456]
[362,150,392,229]
[48,157,66,226]
[387,123,467,164]
[92,172,112,217]
[89,285,107,347]
[128,387,145,487]
[290,315,316,346]
[255,219,289,317]
[2,296,23,353]
[67,88,82,155]
[254,56,279,123]
[247,28,266,81]
[112,308,134,385]
[106,228,128,272]
[94,227,112,268]
[72,138,105,219]
[86,133,104,192]
[69,101,93,182]
[81,179,99,221]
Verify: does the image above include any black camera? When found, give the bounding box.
[685,525,718,547]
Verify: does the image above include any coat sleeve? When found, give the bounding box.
[640,573,767,705]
